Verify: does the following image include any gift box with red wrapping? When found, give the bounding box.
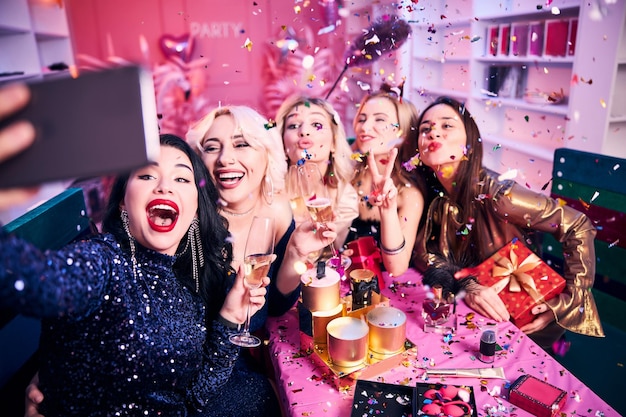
[469,240,565,328]
[509,374,567,417]
[346,236,385,287]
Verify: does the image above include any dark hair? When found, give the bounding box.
[102,134,233,318]
[414,96,484,254]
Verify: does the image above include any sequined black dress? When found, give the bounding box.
[0,232,239,416]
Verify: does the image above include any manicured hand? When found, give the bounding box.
[220,265,269,325]
[0,83,40,209]
[366,148,398,209]
[519,303,554,334]
[462,281,511,322]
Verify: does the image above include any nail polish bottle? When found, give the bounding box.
[422,284,457,335]
[478,326,497,363]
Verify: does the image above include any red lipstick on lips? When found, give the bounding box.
[147,199,179,233]
[427,142,442,152]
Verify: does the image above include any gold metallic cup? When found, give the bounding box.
[301,266,340,312]
[312,304,344,345]
[366,306,407,355]
[326,317,369,367]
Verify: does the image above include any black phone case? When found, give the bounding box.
[0,66,159,189]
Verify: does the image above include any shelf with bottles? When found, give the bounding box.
[477,16,578,62]
[473,1,580,22]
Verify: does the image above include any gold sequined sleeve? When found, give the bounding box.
[491,179,604,337]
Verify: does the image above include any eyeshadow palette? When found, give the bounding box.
[351,380,414,417]
[351,380,477,417]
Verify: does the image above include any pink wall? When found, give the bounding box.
[64,0,350,114]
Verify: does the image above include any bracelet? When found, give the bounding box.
[380,238,406,255]
[217,314,242,331]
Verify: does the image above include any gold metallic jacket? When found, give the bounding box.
[413,169,604,338]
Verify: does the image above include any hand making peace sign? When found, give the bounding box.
[366,147,399,210]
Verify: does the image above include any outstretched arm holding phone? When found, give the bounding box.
[0,83,39,209]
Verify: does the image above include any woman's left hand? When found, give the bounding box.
[519,303,554,334]
[366,148,398,209]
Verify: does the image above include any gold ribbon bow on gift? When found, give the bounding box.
[491,247,546,303]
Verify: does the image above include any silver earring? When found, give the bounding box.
[188,217,204,293]
[121,210,138,280]
[263,175,274,205]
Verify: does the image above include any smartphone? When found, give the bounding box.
[0,66,160,189]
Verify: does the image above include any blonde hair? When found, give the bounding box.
[187,105,288,192]
[351,91,420,192]
[275,95,354,188]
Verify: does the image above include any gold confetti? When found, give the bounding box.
[242,38,253,51]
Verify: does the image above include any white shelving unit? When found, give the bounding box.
[402,0,626,194]
[0,0,75,225]
[0,0,74,84]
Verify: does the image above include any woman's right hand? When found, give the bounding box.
[0,83,39,209]
[24,372,44,417]
[220,265,269,326]
[462,281,511,322]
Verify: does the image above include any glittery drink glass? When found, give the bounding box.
[229,216,275,348]
[298,162,340,265]
[422,284,457,335]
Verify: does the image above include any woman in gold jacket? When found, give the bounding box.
[406,96,604,348]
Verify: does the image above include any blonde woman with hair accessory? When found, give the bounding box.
[275,95,358,250]
[347,84,424,278]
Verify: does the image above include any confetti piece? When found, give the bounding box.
[242,38,253,51]
[498,169,518,181]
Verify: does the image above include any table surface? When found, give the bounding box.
[266,268,620,417]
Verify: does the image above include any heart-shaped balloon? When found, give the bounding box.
[159,33,195,63]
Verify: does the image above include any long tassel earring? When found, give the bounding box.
[121,210,138,280]
[188,217,204,293]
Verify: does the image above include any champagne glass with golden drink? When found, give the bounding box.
[286,165,309,224]
[229,216,275,348]
[297,162,340,266]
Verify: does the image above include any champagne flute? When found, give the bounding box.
[229,216,275,348]
[297,162,340,266]
[286,165,309,224]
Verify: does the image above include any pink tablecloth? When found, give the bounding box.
[266,269,619,417]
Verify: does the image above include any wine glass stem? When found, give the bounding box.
[242,300,252,336]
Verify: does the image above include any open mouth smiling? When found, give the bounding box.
[147,200,179,232]
[217,171,244,186]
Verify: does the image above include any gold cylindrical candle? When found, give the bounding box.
[311,303,344,345]
[301,266,340,312]
[326,317,369,367]
[366,306,407,355]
